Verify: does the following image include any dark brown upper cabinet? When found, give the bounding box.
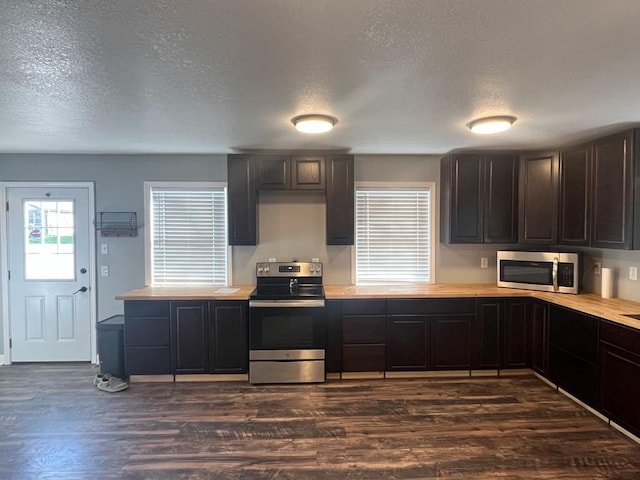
[227,153,354,246]
[326,155,354,245]
[291,155,325,190]
[591,129,640,250]
[256,155,325,190]
[256,155,290,189]
[228,155,257,245]
[518,151,559,245]
[558,143,591,246]
[440,153,518,243]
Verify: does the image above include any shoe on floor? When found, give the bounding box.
[96,377,129,393]
[93,373,112,386]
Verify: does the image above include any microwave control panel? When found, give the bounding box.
[558,263,574,287]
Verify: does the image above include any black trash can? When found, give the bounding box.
[97,314,126,379]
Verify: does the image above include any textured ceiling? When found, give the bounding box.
[2,0,640,154]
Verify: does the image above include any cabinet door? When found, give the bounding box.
[227,155,257,245]
[503,299,529,368]
[548,305,599,407]
[171,301,209,374]
[386,316,429,370]
[591,129,636,249]
[431,315,472,369]
[530,300,549,376]
[559,144,591,246]
[209,301,248,374]
[291,155,325,190]
[256,155,290,189]
[326,155,354,245]
[518,151,559,245]
[600,321,640,435]
[474,299,502,369]
[440,154,483,243]
[483,155,518,243]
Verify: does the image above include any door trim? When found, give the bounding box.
[0,182,97,365]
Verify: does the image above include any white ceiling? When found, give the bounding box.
[2,0,640,155]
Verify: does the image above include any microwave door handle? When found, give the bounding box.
[552,257,559,291]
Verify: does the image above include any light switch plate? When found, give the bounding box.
[101,243,108,255]
[101,266,109,277]
[630,266,638,281]
[481,257,488,269]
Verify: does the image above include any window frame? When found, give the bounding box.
[143,181,230,286]
[351,181,436,285]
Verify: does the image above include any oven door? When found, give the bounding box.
[249,299,326,351]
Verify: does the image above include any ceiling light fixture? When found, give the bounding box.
[291,114,338,134]
[467,115,517,134]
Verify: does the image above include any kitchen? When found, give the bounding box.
[2,1,640,478]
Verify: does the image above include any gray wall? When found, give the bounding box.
[2,153,640,357]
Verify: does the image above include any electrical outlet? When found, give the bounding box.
[630,266,638,281]
[593,262,601,275]
[101,243,108,255]
[101,266,109,277]
[480,257,488,269]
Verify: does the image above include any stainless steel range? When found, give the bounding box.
[249,261,326,384]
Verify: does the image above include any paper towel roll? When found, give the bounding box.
[601,267,613,299]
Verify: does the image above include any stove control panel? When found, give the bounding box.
[256,261,323,277]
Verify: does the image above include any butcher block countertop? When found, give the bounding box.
[116,284,640,330]
[115,285,256,301]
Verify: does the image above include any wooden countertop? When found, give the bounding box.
[115,285,256,301]
[116,284,640,330]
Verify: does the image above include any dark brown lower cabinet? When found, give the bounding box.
[325,300,343,373]
[431,315,472,369]
[171,301,209,374]
[125,300,247,376]
[209,301,248,374]
[600,321,640,435]
[474,299,502,369]
[387,316,428,370]
[530,300,549,375]
[503,299,529,368]
[124,300,172,375]
[342,299,386,372]
[548,305,598,407]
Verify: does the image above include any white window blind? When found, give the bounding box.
[150,186,227,285]
[356,187,431,284]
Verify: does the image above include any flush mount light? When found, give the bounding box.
[467,115,517,134]
[291,114,338,134]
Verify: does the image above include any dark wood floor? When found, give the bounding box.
[1,364,639,479]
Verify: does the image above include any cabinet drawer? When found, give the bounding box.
[343,316,386,343]
[342,344,385,372]
[125,347,172,375]
[387,298,475,315]
[124,300,170,317]
[601,321,640,356]
[342,299,386,316]
[125,317,170,347]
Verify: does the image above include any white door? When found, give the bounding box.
[7,186,93,362]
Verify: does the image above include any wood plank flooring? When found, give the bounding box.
[1,364,640,479]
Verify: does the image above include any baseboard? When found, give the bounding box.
[610,421,640,445]
[558,387,609,423]
[0,354,6,365]
[175,374,248,382]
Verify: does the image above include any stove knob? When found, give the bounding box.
[257,267,264,273]
[264,266,270,273]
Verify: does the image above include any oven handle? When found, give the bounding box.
[249,299,325,308]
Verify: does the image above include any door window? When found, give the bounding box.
[23,200,75,280]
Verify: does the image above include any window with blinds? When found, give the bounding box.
[355,185,432,284]
[148,184,227,285]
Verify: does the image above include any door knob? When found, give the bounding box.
[73,286,88,294]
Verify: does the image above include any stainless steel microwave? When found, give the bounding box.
[497,251,581,294]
